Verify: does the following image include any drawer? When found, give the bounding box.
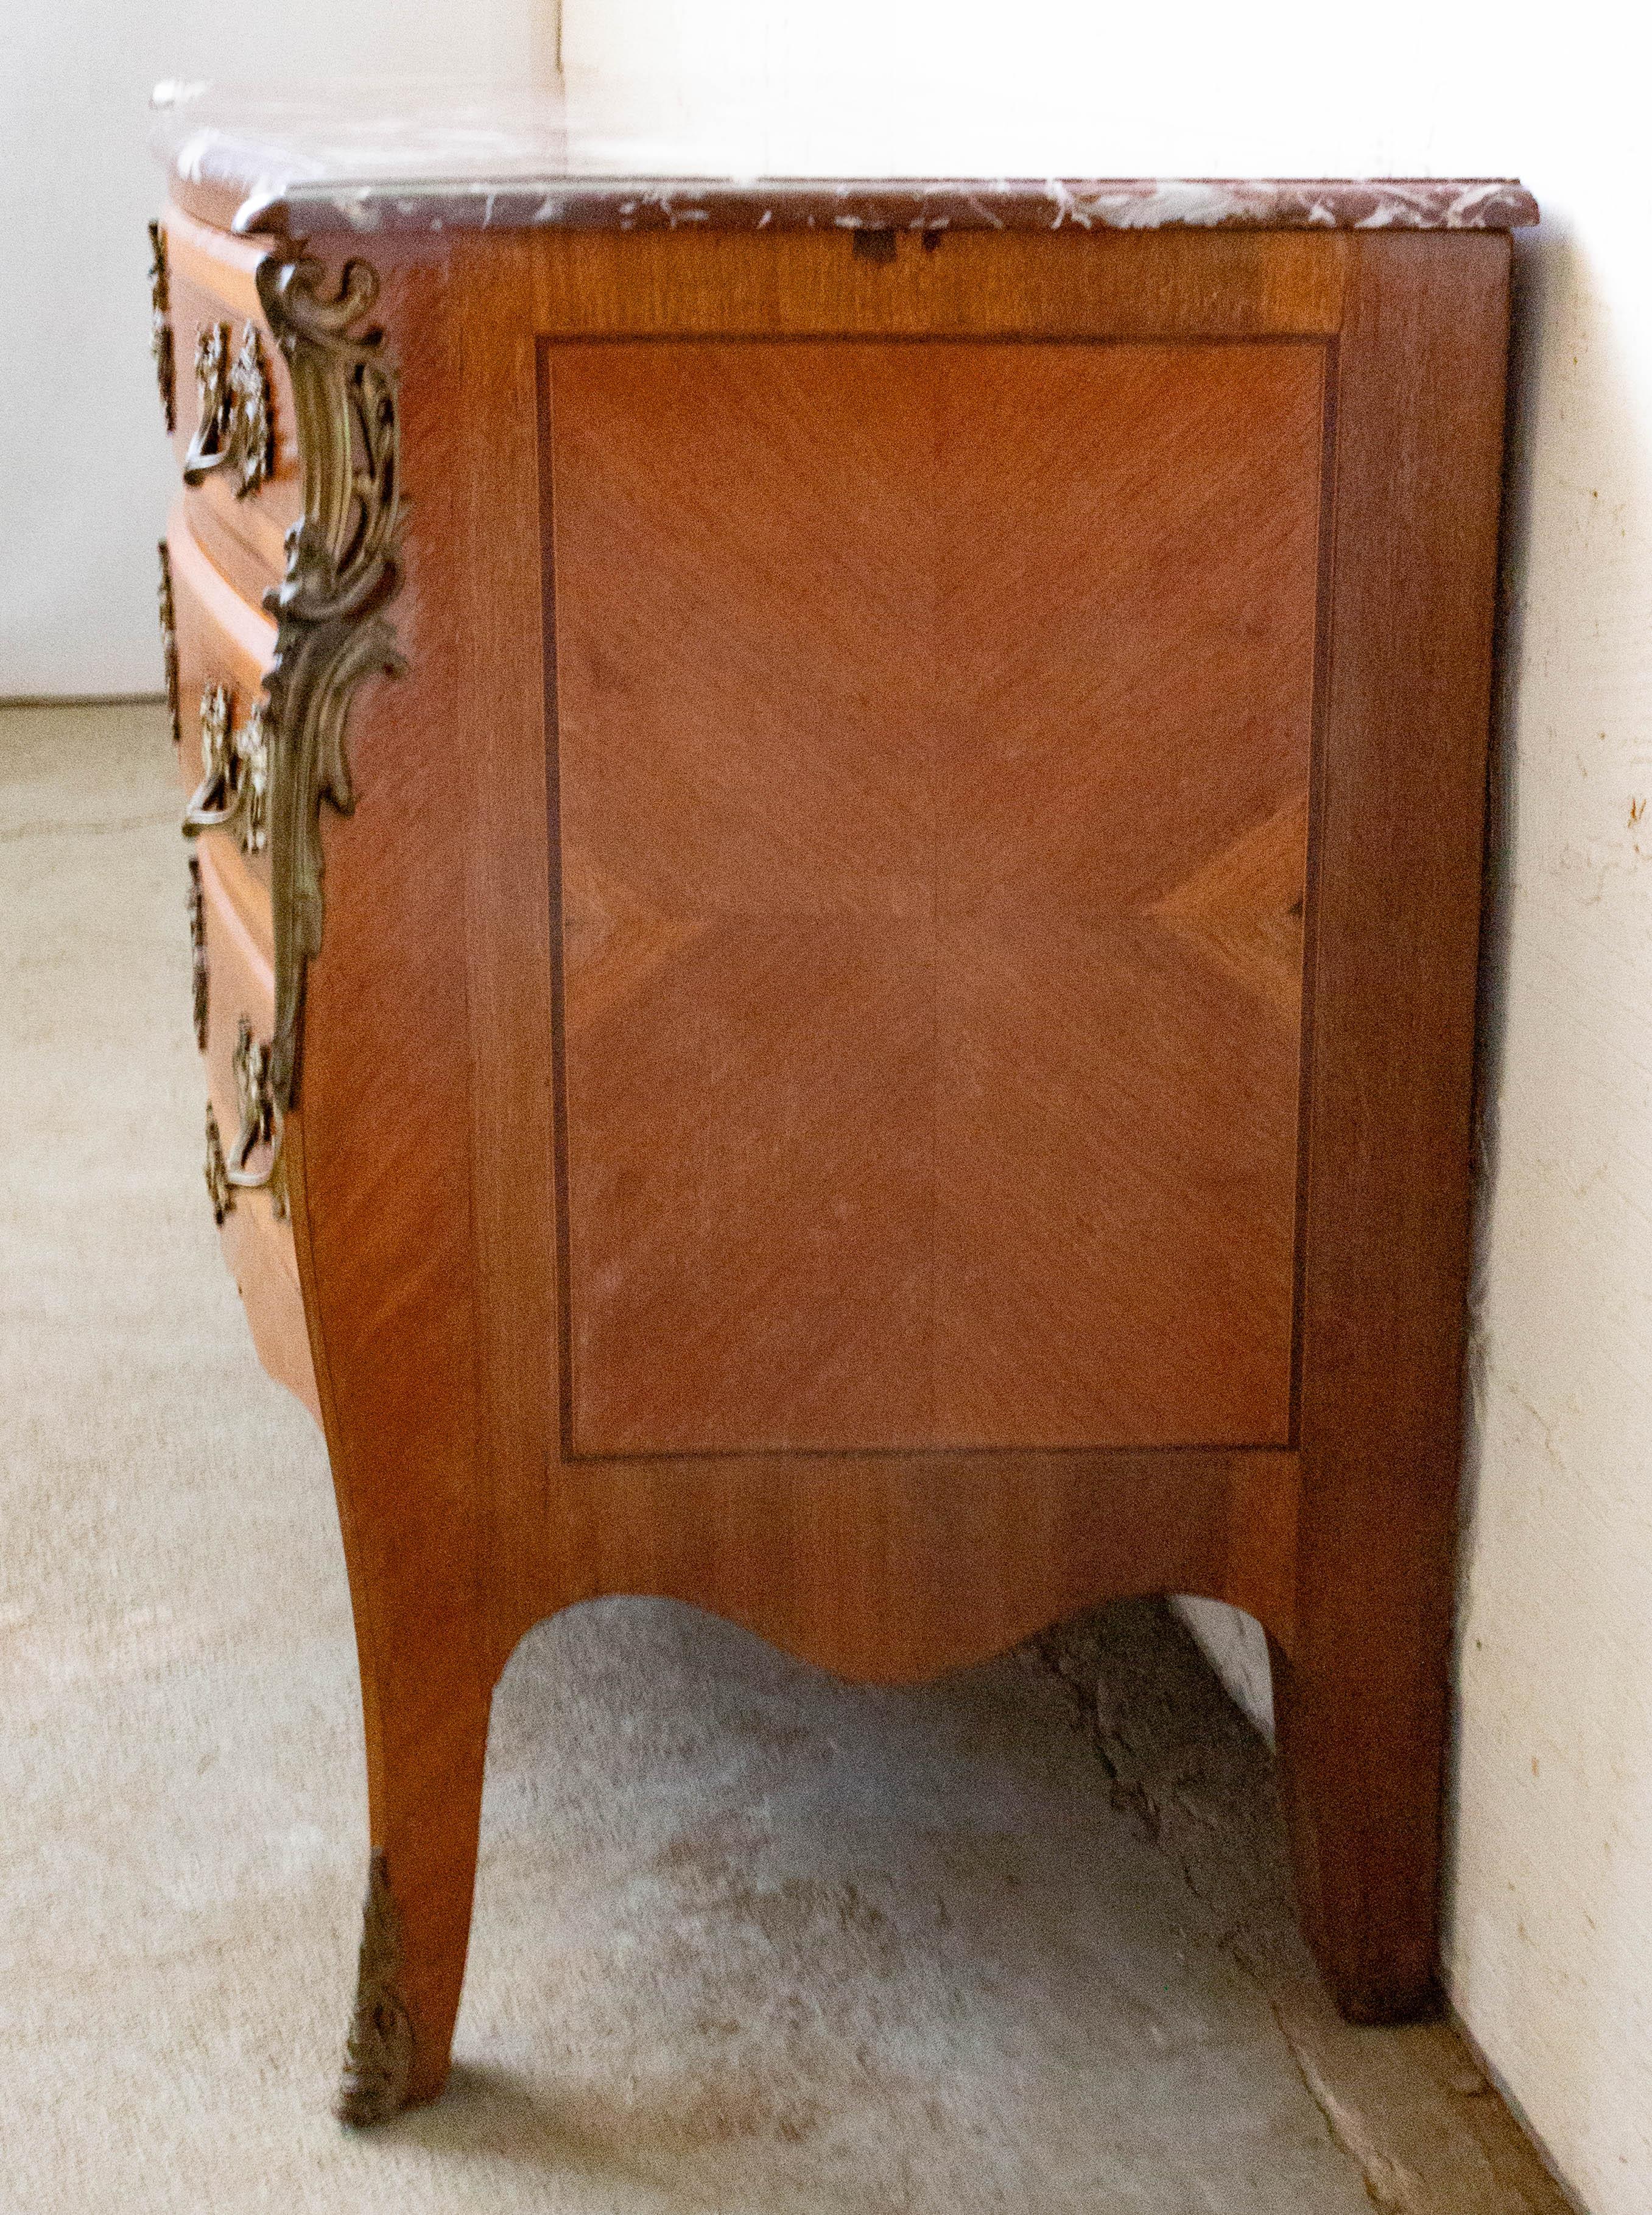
[166,505,275,957]
[192,838,318,1422]
[156,207,300,607]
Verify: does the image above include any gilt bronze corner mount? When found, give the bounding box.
[253,250,405,1118]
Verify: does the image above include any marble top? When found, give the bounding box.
[154,82,1539,240]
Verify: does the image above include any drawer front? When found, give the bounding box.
[193,839,318,1420]
[158,208,300,606]
[153,214,406,1439]
[167,506,275,952]
[163,490,314,1416]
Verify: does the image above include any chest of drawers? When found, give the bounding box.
[149,91,1534,2122]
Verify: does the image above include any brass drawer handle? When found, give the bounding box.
[183,321,273,498]
[227,1016,287,1220]
[187,857,208,1051]
[182,683,270,856]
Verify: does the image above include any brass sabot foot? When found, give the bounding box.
[335,1850,414,2127]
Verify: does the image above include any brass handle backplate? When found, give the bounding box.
[187,857,208,1051]
[227,1016,287,1219]
[204,1103,233,1225]
[183,321,273,497]
[147,222,175,434]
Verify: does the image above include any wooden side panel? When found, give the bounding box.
[547,338,1323,1455]
[448,228,1345,1682]
[1284,231,1511,2018]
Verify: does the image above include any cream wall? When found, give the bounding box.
[558,8,1651,2209]
[0,1,558,700]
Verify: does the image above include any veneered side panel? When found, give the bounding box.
[546,337,1324,1454]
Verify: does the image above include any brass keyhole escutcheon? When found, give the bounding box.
[186,857,208,1051]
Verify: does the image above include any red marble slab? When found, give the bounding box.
[154,83,1539,239]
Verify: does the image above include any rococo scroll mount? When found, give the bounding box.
[254,250,404,1118]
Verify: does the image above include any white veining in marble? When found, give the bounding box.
[153,80,1538,238]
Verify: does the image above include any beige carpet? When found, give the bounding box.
[1,701,1571,2213]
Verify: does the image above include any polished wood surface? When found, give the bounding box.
[281,245,492,2109]
[516,224,1353,339]
[549,338,1320,1453]
[156,212,1513,2111]
[1282,228,1511,2022]
[554,1448,1301,1681]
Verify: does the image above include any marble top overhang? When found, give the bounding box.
[155,83,1539,240]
